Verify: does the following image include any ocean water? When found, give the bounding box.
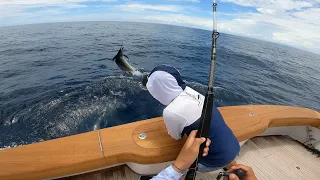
[0,22,319,149]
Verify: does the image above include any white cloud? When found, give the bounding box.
[117,3,184,12]
[0,0,320,53]
[169,0,200,2]
[185,0,200,2]
[256,8,276,14]
[144,13,212,29]
[292,8,320,24]
[0,0,117,18]
[217,0,320,52]
[138,6,320,52]
[0,0,117,6]
[220,0,313,11]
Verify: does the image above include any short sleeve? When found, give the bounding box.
[163,108,187,140]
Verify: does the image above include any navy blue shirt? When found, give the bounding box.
[182,104,240,168]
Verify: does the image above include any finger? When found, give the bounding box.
[189,130,198,137]
[202,148,208,156]
[223,177,229,180]
[229,174,240,180]
[230,164,250,172]
[206,138,211,147]
[232,165,255,177]
[230,164,256,176]
[226,168,235,173]
[202,152,208,156]
[190,137,206,153]
[184,130,198,146]
[190,138,205,150]
[195,137,206,146]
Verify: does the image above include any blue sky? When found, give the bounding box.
[1,0,320,53]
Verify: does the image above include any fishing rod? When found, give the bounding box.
[184,1,219,179]
[185,1,245,179]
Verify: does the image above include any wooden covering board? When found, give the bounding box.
[0,131,107,180]
[58,165,140,180]
[0,105,319,180]
[99,117,186,165]
[57,136,320,180]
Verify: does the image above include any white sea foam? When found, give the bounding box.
[11,116,19,124]
[0,142,22,150]
[132,70,143,77]
[110,90,125,96]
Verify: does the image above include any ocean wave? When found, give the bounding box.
[0,76,150,148]
[0,22,319,149]
[0,74,244,148]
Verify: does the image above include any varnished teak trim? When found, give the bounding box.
[0,105,319,180]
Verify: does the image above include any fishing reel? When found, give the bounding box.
[216,169,246,180]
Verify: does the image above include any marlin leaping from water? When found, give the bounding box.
[112,46,135,72]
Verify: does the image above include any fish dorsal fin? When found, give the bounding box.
[112,55,117,61]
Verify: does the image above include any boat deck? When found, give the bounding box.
[59,136,320,180]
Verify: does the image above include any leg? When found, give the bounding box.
[197,163,223,172]
[197,159,237,172]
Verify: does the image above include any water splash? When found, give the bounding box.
[132,70,143,77]
[0,76,164,148]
